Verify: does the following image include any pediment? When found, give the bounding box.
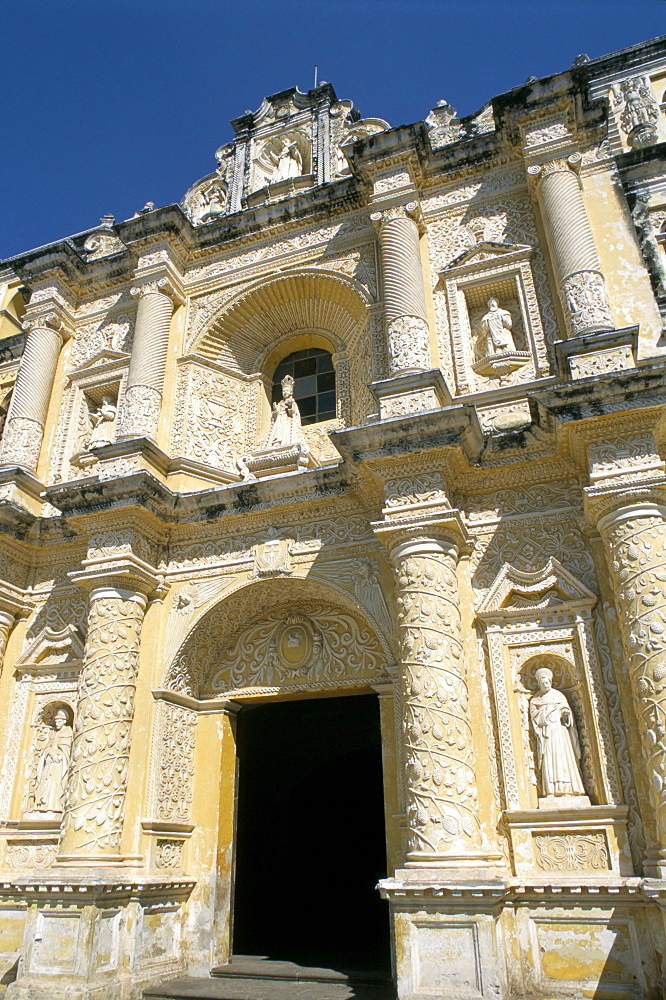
[440,242,532,273]
[476,558,597,618]
[69,348,129,376]
[16,625,85,673]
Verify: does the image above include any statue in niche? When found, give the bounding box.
[269,137,303,183]
[264,375,304,448]
[479,297,516,356]
[529,667,586,799]
[87,394,117,448]
[33,707,73,815]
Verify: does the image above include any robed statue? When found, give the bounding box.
[264,374,303,448]
[33,708,73,815]
[529,667,586,799]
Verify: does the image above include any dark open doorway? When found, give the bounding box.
[232,693,390,973]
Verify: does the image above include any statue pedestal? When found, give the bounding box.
[504,804,633,877]
[237,443,320,481]
[472,351,530,382]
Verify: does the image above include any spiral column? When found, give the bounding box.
[371,204,432,374]
[58,583,149,862]
[0,313,66,472]
[376,519,485,866]
[529,159,613,338]
[596,500,666,876]
[117,279,175,441]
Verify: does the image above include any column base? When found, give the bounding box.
[0,874,195,1000]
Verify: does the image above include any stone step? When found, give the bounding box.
[143,957,395,1000]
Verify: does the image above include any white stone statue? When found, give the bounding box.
[264,375,303,447]
[479,298,516,356]
[270,137,303,183]
[33,708,73,815]
[529,667,586,799]
[88,395,117,448]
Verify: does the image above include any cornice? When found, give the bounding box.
[331,404,484,467]
[528,359,666,428]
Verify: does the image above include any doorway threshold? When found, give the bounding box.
[144,956,395,1000]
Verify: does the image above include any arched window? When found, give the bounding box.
[271,348,336,425]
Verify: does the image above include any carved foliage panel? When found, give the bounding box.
[170,362,248,469]
[149,701,198,824]
[206,604,387,696]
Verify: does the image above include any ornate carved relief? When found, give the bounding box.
[562,271,614,336]
[568,345,636,380]
[612,76,660,148]
[6,841,58,869]
[598,508,666,857]
[155,839,184,869]
[150,701,197,824]
[535,832,609,871]
[116,384,161,440]
[206,605,386,695]
[170,363,246,472]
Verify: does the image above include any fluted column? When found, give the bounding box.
[529,159,613,338]
[58,584,148,862]
[0,313,65,472]
[371,204,432,375]
[596,500,666,875]
[117,279,175,441]
[379,527,484,865]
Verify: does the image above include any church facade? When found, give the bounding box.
[0,34,666,1000]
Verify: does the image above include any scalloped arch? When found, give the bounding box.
[193,269,372,374]
[162,575,392,698]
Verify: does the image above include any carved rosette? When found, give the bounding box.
[389,535,482,863]
[597,503,666,872]
[117,384,162,440]
[59,586,147,859]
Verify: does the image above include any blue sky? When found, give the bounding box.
[2,0,664,259]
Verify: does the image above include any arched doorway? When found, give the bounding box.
[162,577,399,975]
[232,693,391,972]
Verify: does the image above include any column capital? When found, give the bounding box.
[68,556,162,601]
[22,309,73,342]
[0,579,31,621]
[130,274,184,307]
[526,152,582,183]
[370,200,423,231]
[374,510,471,559]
